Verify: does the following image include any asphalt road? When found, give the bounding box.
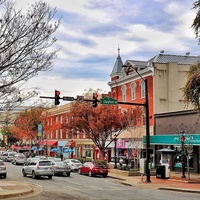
[4,162,200,200]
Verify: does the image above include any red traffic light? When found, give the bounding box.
[55,90,60,106]
[55,90,60,96]
[93,93,98,98]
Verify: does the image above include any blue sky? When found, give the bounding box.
[13,0,199,105]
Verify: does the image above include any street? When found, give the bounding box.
[4,162,200,200]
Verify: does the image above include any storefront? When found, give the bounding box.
[144,134,200,173]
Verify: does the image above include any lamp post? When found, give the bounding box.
[114,135,117,169]
[180,131,186,178]
[122,64,151,182]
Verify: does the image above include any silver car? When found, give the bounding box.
[12,153,27,165]
[63,159,82,171]
[51,161,71,176]
[22,160,53,179]
[0,160,7,178]
[0,152,16,162]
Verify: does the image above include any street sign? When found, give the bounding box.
[63,96,74,101]
[100,97,118,105]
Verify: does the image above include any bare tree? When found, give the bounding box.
[0,0,60,110]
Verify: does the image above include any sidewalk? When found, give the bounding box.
[0,170,199,199]
[108,169,200,193]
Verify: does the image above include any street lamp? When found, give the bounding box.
[180,130,186,178]
[114,134,117,169]
[122,64,151,182]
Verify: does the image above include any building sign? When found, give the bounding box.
[38,124,43,137]
[143,134,200,145]
[116,138,125,148]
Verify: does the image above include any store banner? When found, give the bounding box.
[116,138,125,148]
[143,134,200,145]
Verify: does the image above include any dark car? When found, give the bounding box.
[51,161,71,176]
[78,162,108,177]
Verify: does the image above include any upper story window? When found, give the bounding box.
[140,80,145,98]
[121,85,127,102]
[60,129,62,139]
[56,116,59,123]
[60,116,63,124]
[131,82,136,100]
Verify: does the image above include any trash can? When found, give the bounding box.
[156,165,165,179]
[156,164,170,179]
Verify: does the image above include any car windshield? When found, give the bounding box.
[56,162,66,166]
[71,160,81,163]
[93,163,105,167]
[9,153,16,156]
[39,161,51,166]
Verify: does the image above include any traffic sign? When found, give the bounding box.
[100,97,118,105]
[63,96,74,101]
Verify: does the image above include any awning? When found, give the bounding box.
[39,140,58,146]
[50,148,60,152]
[63,148,74,153]
[66,140,76,147]
[31,146,38,150]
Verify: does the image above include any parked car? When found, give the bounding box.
[0,152,17,162]
[47,157,61,162]
[64,159,82,171]
[11,153,27,165]
[34,155,47,160]
[78,162,108,177]
[22,160,54,179]
[51,161,71,176]
[0,160,7,178]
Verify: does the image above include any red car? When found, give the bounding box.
[78,162,108,177]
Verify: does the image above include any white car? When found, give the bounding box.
[63,159,82,171]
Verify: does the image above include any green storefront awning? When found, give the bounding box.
[143,134,200,146]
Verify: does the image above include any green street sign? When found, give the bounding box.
[100,97,118,105]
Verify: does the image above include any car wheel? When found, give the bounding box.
[3,174,6,178]
[78,169,82,175]
[88,170,93,177]
[66,173,70,177]
[32,171,37,179]
[48,175,53,179]
[102,174,107,178]
[22,170,27,177]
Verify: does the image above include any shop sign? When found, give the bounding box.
[143,134,200,145]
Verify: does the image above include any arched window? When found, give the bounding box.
[140,80,145,98]
[131,82,136,100]
[121,85,127,102]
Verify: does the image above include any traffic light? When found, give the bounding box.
[92,93,98,108]
[55,90,60,105]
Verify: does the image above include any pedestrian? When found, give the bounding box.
[119,157,123,170]
[60,152,63,161]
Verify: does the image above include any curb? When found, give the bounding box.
[158,187,200,194]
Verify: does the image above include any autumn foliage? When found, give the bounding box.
[63,102,142,159]
[10,108,46,145]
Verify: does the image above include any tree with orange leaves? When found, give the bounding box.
[64,101,141,160]
[10,108,46,146]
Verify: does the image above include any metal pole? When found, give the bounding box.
[114,138,117,169]
[145,79,151,182]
